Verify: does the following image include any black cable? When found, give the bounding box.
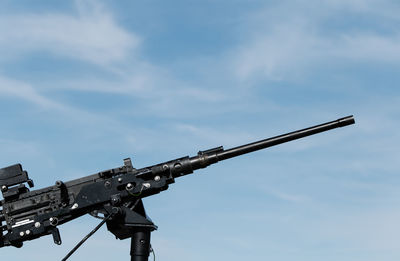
[61,213,113,261]
[150,244,156,261]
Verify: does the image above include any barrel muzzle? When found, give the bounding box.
[337,115,355,127]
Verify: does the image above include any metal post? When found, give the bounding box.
[130,229,151,261]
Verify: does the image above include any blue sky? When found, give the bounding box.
[0,0,399,260]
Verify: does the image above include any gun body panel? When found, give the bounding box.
[0,116,354,249]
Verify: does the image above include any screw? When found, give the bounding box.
[25,230,31,235]
[111,196,121,205]
[118,177,123,183]
[35,222,41,228]
[20,231,25,237]
[154,176,161,182]
[126,183,133,190]
[1,185,7,192]
[49,217,58,226]
[174,163,182,170]
[104,181,112,189]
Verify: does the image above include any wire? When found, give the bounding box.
[61,213,113,261]
[150,244,156,261]
[127,183,145,197]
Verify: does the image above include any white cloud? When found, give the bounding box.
[339,33,400,62]
[231,0,400,81]
[233,20,319,81]
[0,75,65,109]
[265,188,311,203]
[0,0,138,66]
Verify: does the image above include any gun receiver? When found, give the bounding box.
[0,115,354,260]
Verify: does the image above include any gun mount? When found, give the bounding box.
[0,116,355,260]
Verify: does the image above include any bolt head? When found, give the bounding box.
[35,222,41,228]
[154,176,161,181]
[19,231,25,237]
[112,197,120,204]
[104,180,112,189]
[49,217,58,226]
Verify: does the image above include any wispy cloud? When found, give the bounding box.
[0,0,138,66]
[231,0,400,81]
[0,75,65,109]
[265,188,311,203]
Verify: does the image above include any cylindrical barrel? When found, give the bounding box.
[216,115,354,161]
[144,116,354,179]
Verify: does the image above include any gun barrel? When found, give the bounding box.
[142,116,354,179]
[216,115,355,161]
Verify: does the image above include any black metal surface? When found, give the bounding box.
[0,164,32,188]
[216,115,354,161]
[130,230,151,261]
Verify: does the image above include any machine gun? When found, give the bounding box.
[0,116,355,260]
